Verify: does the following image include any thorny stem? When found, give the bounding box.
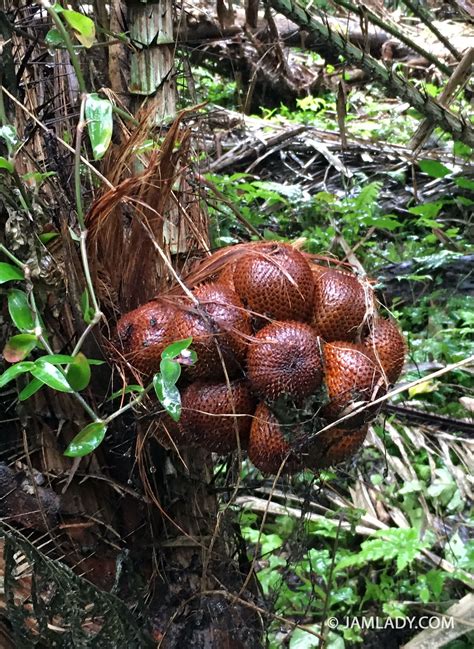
[39,0,87,94]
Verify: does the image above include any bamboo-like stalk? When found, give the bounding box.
[127,0,176,121]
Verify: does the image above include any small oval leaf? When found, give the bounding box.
[66,353,91,391]
[8,289,35,331]
[0,262,24,283]
[419,159,451,179]
[160,357,181,386]
[61,10,96,48]
[85,94,113,160]
[64,421,107,457]
[161,338,193,360]
[18,378,44,401]
[45,28,65,47]
[39,232,60,244]
[0,156,14,173]
[80,288,94,324]
[36,354,77,365]
[3,334,38,362]
[153,374,181,421]
[30,362,73,393]
[0,361,34,388]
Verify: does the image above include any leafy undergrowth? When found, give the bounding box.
[235,414,473,647]
[207,111,473,646]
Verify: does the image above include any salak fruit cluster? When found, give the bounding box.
[111,242,406,474]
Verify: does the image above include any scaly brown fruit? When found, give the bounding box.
[248,403,302,474]
[112,300,177,377]
[180,379,256,453]
[313,268,373,341]
[232,242,314,324]
[174,282,251,379]
[247,321,323,401]
[363,318,406,384]
[322,341,386,427]
[305,425,368,469]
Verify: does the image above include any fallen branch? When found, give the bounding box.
[267,0,474,146]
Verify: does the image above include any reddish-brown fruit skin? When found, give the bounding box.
[322,342,386,427]
[248,403,302,475]
[305,425,368,469]
[363,318,406,384]
[232,243,314,324]
[174,282,251,379]
[218,263,236,291]
[112,300,177,376]
[153,415,192,450]
[247,321,323,401]
[180,379,256,453]
[313,268,371,341]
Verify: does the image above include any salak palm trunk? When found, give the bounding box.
[0,0,262,647]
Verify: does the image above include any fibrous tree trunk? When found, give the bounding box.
[0,1,262,647]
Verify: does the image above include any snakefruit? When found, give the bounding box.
[305,425,368,469]
[247,321,322,401]
[323,342,386,427]
[248,403,302,474]
[110,241,407,475]
[363,318,406,384]
[232,242,314,324]
[313,268,372,341]
[112,300,177,376]
[179,379,256,453]
[174,282,251,379]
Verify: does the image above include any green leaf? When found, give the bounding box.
[0,125,19,156]
[61,10,96,48]
[30,362,73,393]
[38,232,59,244]
[8,289,35,331]
[0,361,34,387]
[289,626,321,649]
[80,288,94,324]
[36,354,76,365]
[85,93,113,160]
[455,177,474,191]
[0,156,14,173]
[409,202,443,219]
[45,28,64,47]
[418,159,451,179]
[408,380,439,398]
[18,378,44,401]
[161,337,193,360]
[0,262,24,283]
[64,421,107,457]
[153,374,181,421]
[3,334,38,362]
[160,357,181,386]
[66,352,91,391]
[108,384,145,400]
